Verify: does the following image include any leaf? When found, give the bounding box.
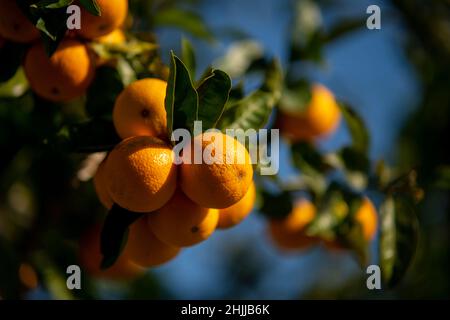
[0,68,29,98]
[324,18,368,43]
[197,69,231,129]
[165,52,198,137]
[100,205,144,269]
[30,0,74,9]
[0,42,26,83]
[154,9,215,42]
[339,102,370,154]
[259,190,293,219]
[85,66,124,118]
[31,6,69,55]
[60,119,121,153]
[219,59,283,131]
[79,0,101,16]
[380,195,419,288]
[291,142,329,176]
[181,37,196,80]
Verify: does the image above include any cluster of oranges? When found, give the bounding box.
[82,78,256,279]
[0,0,128,102]
[268,198,378,252]
[272,85,378,252]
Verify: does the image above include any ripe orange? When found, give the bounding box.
[78,0,128,39]
[113,78,168,140]
[355,197,378,241]
[24,39,95,102]
[0,0,39,43]
[323,197,378,251]
[93,159,113,210]
[268,199,318,251]
[78,224,144,280]
[148,190,219,247]
[96,28,126,45]
[217,182,256,229]
[104,136,177,213]
[180,131,254,209]
[277,84,341,141]
[124,217,180,267]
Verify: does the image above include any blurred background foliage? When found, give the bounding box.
[0,0,449,299]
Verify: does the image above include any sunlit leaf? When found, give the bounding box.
[380,195,419,288]
[197,69,231,129]
[339,102,370,154]
[181,37,196,80]
[165,52,198,137]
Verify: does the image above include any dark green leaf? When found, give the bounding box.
[100,205,144,269]
[181,37,196,80]
[324,18,368,43]
[339,146,370,173]
[154,9,214,42]
[79,0,101,16]
[339,102,370,154]
[85,66,124,118]
[259,190,293,219]
[0,42,26,83]
[197,69,231,129]
[61,119,121,153]
[31,6,69,55]
[380,195,419,288]
[165,52,199,136]
[219,59,282,131]
[30,0,74,9]
[291,142,328,176]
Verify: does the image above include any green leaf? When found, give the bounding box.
[291,142,329,176]
[165,52,199,137]
[181,37,196,80]
[154,9,215,42]
[30,0,74,9]
[100,205,144,269]
[219,59,283,131]
[0,68,29,98]
[324,18,368,43]
[0,42,26,83]
[197,69,231,129]
[339,102,370,154]
[380,195,419,288]
[60,119,121,153]
[85,66,124,118]
[79,0,101,16]
[259,190,293,219]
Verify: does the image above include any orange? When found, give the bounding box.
[18,263,38,290]
[268,199,318,251]
[24,39,95,102]
[113,78,168,140]
[0,0,39,43]
[217,181,256,229]
[78,0,128,39]
[124,217,180,267]
[93,159,113,210]
[323,197,378,251]
[277,84,341,141]
[180,131,254,209]
[104,136,177,213]
[78,224,144,280]
[355,197,378,241]
[148,190,219,247]
[96,28,126,45]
